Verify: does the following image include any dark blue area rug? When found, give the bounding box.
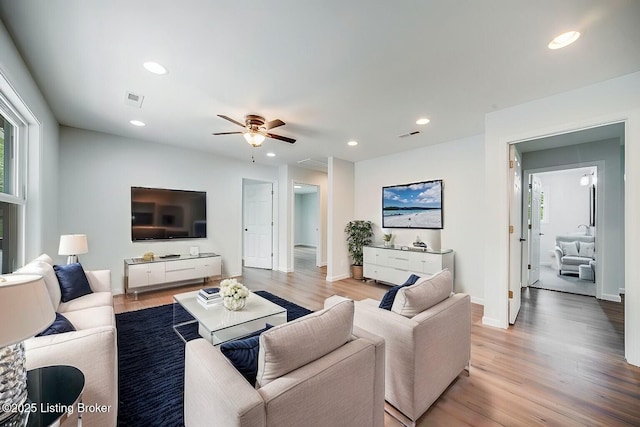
[116,291,312,426]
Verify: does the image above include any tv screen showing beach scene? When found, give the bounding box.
[382,179,443,229]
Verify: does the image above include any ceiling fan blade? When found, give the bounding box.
[265,132,296,144]
[217,114,246,128]
[212,131,243,135]
[264,119,285,130]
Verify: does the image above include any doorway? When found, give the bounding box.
[293,183,320,271]
[526,166,598,297]
[508,122,625,324]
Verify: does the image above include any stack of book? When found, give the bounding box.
[197,287,222,308]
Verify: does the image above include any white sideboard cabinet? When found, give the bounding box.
[363,245,454,286]
[124,253,221,297]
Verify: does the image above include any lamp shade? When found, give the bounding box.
[0,274,55,347]
[58,234,89,256]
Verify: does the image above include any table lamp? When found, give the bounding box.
[58,234,88,264]
[0,274,55,423]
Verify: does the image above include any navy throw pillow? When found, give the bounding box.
[219,324,273,385]
[220,335,261,385]
[54,263,93,302]
[36,312,76,336]
[379,274,421,310]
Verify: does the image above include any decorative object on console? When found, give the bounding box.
[220,279,249,311]
[344,220,373,280]
[58,234,88,264]
[413,235,428,249]
[0,274,55,424]
[382,179,443,229]
[383,232,393,248]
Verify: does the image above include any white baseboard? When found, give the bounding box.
[482,316,505,329]
[470,296,484,306]
[278,267,294,273]
[326,273,350,282]
[601,293,622,303]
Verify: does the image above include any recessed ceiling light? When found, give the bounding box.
[266,152,276,157]
[347,140,358,146]
[416,118,430,125]
[548,31,580,49]
[294,185,302,189]
[129,120,146,127]
[143,61,168,75]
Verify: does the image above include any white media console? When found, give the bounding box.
[124,253,221,298]
[363,245,454,287]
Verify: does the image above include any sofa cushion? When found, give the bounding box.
[559,241,579,256]
[63,305,115,330]
[58,292,113,313]
[561,255,592,266]
[54,263,93,302]
[579,241,595,259]
[256,299,354,387]
[14,260,61,310]
[36,312,76,336]
[391,269,453,318]
[378,274,421,310]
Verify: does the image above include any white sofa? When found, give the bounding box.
[554,235,595,276]
[15,254,117,427]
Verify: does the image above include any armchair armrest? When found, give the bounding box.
[554,246,564,271]
[184,339,265,427]
[86,270,112,293]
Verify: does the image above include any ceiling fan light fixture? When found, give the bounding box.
[244,131,266,147]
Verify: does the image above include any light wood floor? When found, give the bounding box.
[114,248,640,426]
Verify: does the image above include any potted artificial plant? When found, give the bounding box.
[344,220,373,280]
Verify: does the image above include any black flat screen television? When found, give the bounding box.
[131,187,207,241]
[382,179,443,229]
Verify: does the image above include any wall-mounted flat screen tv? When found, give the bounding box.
[131,187,207,241]
[382,179,443,229]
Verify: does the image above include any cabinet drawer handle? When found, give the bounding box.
[393,257,409,261]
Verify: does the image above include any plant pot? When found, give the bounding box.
[351,265,364,280]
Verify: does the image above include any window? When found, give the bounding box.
[0,96,25,273]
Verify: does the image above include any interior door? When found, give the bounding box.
[243,182,273,269]
[528,175,542,285]
[509,146,523,325]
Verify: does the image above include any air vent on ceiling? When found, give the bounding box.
[297,158,328,172]
[399,130,421,138]
[124,91,144,108]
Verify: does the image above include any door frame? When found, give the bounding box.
[521,161,604,298]
[291,182,322,270]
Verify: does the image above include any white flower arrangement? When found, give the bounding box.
[219,278,249,310]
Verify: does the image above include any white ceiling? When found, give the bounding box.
[1,1,639,167]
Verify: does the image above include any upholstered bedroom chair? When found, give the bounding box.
[352,269,471,425]
[184,297,385,427]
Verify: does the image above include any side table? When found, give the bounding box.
[0,365,85,427]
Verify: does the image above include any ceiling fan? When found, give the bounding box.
[212,114,296,147]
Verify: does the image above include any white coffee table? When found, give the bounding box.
[173,290,287,345]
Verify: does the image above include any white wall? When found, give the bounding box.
[484,71,640,367]
[327,157,354,281]
[536,167,595,265]
[0,20,59,263]
[355,134,485,303]
[294,192,318,247]
[58,126,279,292]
